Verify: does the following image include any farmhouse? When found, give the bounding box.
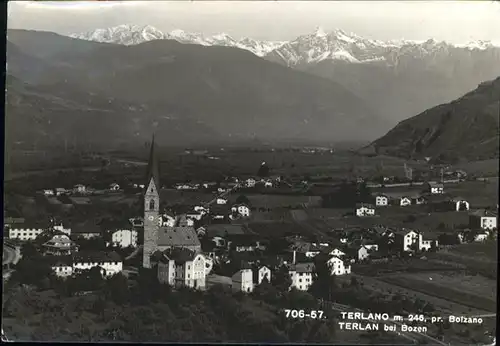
[469,210,497,230]
[245,178,256,188]
[356,203,375,217]
[156,248,213,290]
[231,204,251,218]
[255,265,272,285]
[110,229,138,248]
[326,256,352,275]
[450,197,470,211]
[55,188,67,196]
[74,184,86,193]
[72,221,102,240]
[288,262,314,291]
[375,195,389,207]
[72,251,123,277]
[43,189,55,196]
[427,182,444,194]
[216,197,228,205]
[8,220,47,241]
[109,183,120,191]
[37,230,77,256]
[399,196,412,207]
[232,268,254,293]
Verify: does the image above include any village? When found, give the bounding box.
[3,142,498,344]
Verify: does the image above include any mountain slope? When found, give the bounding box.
[265,28,500,125]
[5,75,221,151]
[365,77,500,162]
[6,31,387,147]
[64,25,500,125]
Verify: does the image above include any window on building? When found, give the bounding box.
[149,199,155,210]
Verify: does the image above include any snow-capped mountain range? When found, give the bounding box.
[70,24,286,57]
[70,24,500,67]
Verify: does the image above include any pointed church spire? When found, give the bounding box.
[146,134,160,190]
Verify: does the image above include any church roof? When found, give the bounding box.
[163,248,197,265]
[157,226,201,248]
[146,134,161,191]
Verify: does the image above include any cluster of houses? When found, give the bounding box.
[42,183,121,197]
[356,181,479,218]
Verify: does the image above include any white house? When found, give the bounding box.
[8,224,45,241]
[109,183,120,191]
[375,195,389,207]
[326,256,352,275]
[49,257,74,278]
[186,212,203,221]
[400,197,412,207]
[394,229,437,252]
[257,266,272,285]
[245,178,256,188]
[469,210,498,230]
[427,182,444,194]
[451,198,470,211]
[53,223,71,236]
[38,231,76,256]
[157,249,213,290]
[74,184,86,193]
[289,263,314,291]
[356,203,375,217]
[43,189,55,196]
[231,204,251,218]
[67,252,123,278]
[110,229,138,248]
[264,181,273,188]
[55,188,67,196]
[216,197,228,205]
[232,268,254,293]
[356,245,378,262]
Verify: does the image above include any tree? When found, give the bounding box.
[20,242,41,260]
[236,195,250,206]
[67,267,105,294]
[102,273,131,304]
[309,260,337,301]
[257,162,270,178]
[10,258,54,288]
[273,265,292,293]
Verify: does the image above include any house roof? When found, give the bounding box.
[44,255,73,267]
[157,226,201,248]
[428,182,444,188]
[72,251,121,263]
[163,248,197,265]
[206,224,247,237]
[72,220,102,235]
[145,134,161,191]
[291,262,314,273]
[36,230,72,244]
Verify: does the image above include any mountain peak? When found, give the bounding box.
[314,26,328,37]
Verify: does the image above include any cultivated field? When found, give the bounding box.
[379,274,496,312]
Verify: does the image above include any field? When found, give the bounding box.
[379,273,496,312]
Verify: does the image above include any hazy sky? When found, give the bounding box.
[7,1,500,43]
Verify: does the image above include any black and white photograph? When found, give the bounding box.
[2,0,499,344]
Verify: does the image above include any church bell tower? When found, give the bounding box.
[143,135,160,269]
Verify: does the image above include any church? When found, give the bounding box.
[143,136,201,269]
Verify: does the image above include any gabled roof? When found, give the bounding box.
[72,251,121,263]
[157,226,201,248]
[146,134,161,191]
[163,247,197,265]
[292,262,315,273]
[470,209,497,217]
